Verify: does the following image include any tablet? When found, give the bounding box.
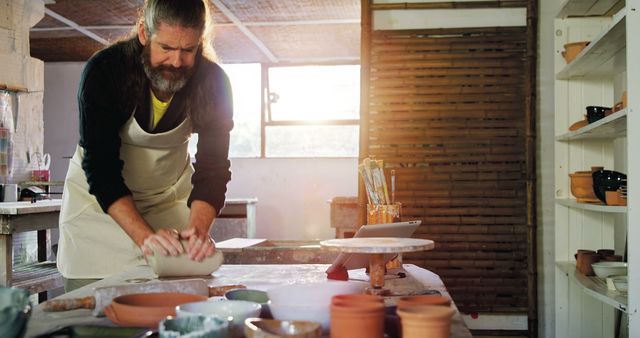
[328,220,422,271]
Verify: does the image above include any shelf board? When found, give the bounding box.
[555,198,627,213]
[556,109,627,141]
[557,0,624,18]
[556,10,626,79]
[556,261,627,312]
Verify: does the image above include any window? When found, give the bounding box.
[189,63,360,158]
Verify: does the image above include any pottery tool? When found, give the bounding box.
[376,160,390,204]
[359,163,379,205]
[41,279,245,316]
[391,169,396,204]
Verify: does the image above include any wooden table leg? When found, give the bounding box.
[0,234,12,287]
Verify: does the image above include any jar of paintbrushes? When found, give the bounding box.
[359,157,400,225]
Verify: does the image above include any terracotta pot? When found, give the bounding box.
[562,41,590,63]
[569,118,588,131]
[332,294,383,306]
[569,171,600,203]
[397,295,451,310]
[397,305,455,338]
[576,252,601,276]
[330,301,384,338]
[109,292,207,328]
[605,190,627,206]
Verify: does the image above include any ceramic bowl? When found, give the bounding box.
[0,287,31,338]
[612,276,628,292]
[569,171,599,203]
[585,106,609,123]
[176,300,261,338]
[266,281,367,306]
[159,314,229,338]
[591,262,628,279]
[244,318,322,338]
[592,169,627,203]
[110,293,208,328]
[225,289,271,318]
[268,303,330,333]
[562,41,589,63]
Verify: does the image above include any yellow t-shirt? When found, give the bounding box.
[150,90,173,129]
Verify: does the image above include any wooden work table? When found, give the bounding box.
[0,199,62,295]
[25,264,472,338]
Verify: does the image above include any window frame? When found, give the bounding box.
[259,62,361,158]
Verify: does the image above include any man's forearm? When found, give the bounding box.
[107,195,154,246]
[188,200,217,233]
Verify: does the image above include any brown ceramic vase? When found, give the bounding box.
[330,300,384,338]
[397,305,455,338]
[576,252,600,276]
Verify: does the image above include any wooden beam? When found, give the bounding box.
[44,8,108,45]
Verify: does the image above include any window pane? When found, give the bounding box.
[223,64,261,157]
[266,125,359,157]
[268,65,360,121]
[188,63,261,158]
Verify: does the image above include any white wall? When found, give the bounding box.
[43,63,359,242]
[538,0,562,337]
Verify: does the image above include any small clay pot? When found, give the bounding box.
[332,294,383,306]
[397,295,451,310]
[605,190,627,206]
[597,249,615,257]
[576,252,601,276]
[397,305,455,338]
[331,301,384,338]
[574,249,596,261]
[569,172,600,203]
[562,41,590,63]
[602,255,623,262]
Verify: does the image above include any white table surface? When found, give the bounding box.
[25,264,472,338]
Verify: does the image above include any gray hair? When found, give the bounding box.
[140,0,216,59]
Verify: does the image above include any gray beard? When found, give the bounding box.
[141,46,192,94]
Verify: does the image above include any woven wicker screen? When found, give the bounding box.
[364,26,529,313]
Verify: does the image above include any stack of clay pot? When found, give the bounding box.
[330,294,385,338]
[396,295,455,338]
[575,249,622,276]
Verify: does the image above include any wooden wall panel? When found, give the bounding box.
[364,26,529,313]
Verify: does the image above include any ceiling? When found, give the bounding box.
[30,0,362,64]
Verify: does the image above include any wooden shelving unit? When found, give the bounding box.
[556,109,627,141]
[555,198,627,213]
[554,0,638,336]
[556,261,627,312]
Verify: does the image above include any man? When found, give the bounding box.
[57,0,233,291]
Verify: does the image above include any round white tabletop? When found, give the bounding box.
[320,237,434,254]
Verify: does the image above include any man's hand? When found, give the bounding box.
[141,228,184,256]
[180,227,216,262]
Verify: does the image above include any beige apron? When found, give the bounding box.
[57,112,194,279]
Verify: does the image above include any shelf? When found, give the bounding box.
[556,10,626,79]
[556,261,627,312]
[557,0,624,18]
[556,198,627,213]
[556,109,627,141]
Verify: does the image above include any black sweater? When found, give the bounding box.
[77,37,233,214]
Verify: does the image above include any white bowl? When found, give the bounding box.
[266,281,367,306]
[176,300,261,338]
[591,262,628,279]
[612,276,628,292]
[268,303,330,333]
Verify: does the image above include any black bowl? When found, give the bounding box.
[592,169,627,203]
[586,106,610,123]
